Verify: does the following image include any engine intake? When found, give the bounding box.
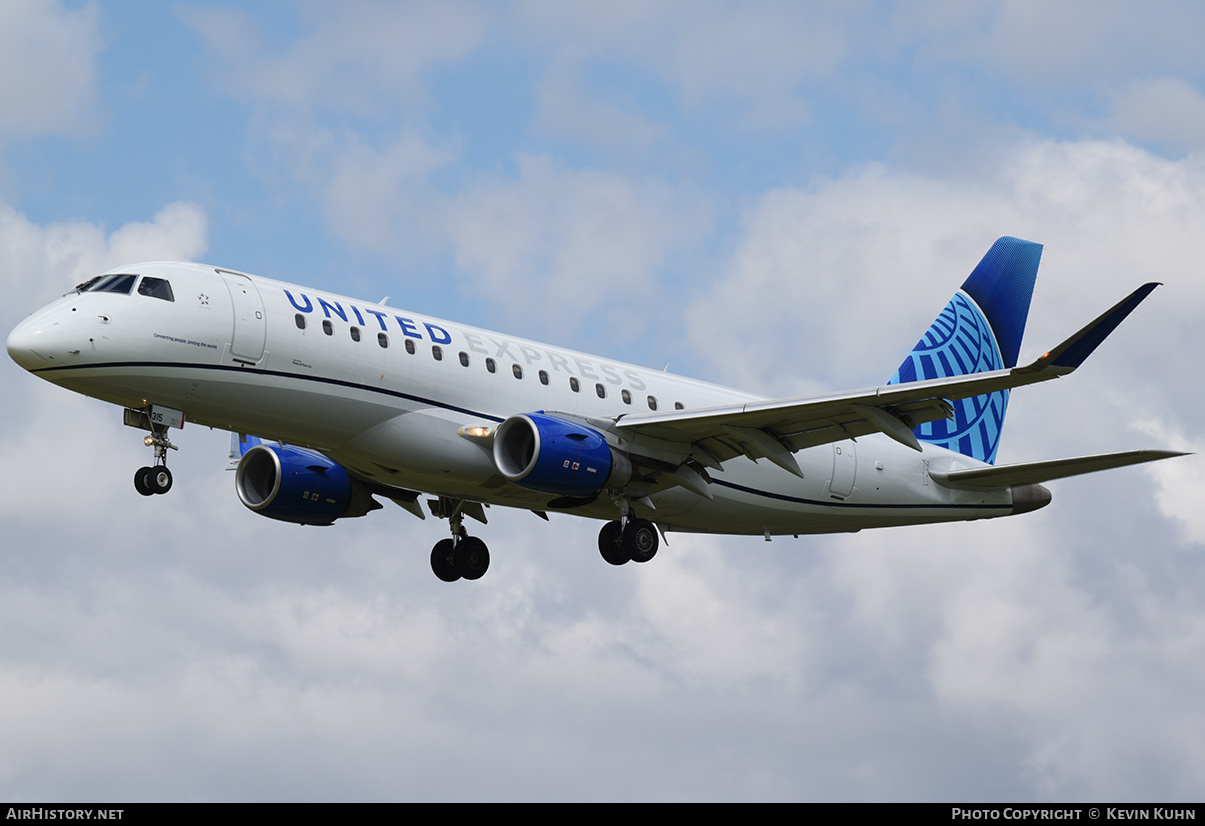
[493,413,630,496]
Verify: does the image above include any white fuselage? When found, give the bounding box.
[7,262,1014,534]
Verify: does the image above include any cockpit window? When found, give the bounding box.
[137,276,174,302]
[84,274,137,295]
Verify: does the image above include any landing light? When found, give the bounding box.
[144,436,154,447]
[457,425,494,444]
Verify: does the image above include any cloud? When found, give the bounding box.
[532,71,668,154]
[902,1,1205,88]
[687,139,1205,398]
[1111,77,1205,154]
[179,1,488,116]
[446,154,711,338]
[323,129,460,252]
[518,0,851,131]
[1135,419,1205,547]
[0,0,102,140]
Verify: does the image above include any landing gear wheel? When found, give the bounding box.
[598,520,629,566]
[623,518,659,563]
[148,465,173,495]
[431,539,460,582]
[454,536,490,581]
[134,467,154,497]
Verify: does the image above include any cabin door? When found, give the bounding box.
[219,270,267,364]
[830,442,857,499]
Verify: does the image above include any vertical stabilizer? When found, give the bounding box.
[888,237,1043,464]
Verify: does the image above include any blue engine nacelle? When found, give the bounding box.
[235,443,379,525]
[492,412,631,497]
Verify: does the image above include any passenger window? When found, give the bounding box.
[512,363,523,379]
[378,332,389,348]
[621,389,631,405]
[137,277,174,302]
[486,358,496,374]
[295,314,306,330]
[459,351,470,367]
[322,319,333,336]
[596,383,606,399]
[674,402,684,410]
[432,345,443,361]
[647,396,657,411]
[350,326,361,342]
[539,370,549,386]
[570,377,580,393]
[405,339,415,355]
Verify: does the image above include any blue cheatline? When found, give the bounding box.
[888,237,1043,465]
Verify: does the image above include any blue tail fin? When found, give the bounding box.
[888,237,1043,464]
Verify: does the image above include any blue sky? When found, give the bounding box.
[2,1,1205,802]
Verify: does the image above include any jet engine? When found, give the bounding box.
[235,443,380,525]
[492,412,631,496]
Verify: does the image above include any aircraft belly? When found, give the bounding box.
[653,440,1013,536]
[45,361,407,446]
[336,410,498,489]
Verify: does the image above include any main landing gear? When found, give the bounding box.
[597,517,659,566]
[597,492,659,566]
[424,494,659,581]
[429,498,490,582]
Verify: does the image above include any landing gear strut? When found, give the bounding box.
[429,498,491,582]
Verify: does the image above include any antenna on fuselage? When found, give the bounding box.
[379,296,390,305]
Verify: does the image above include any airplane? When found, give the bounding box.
[6,236,1185,582]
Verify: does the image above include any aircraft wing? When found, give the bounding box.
[613,283,1161,476]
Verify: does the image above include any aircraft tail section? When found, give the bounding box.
[889,237,1043,464]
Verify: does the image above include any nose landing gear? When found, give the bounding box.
[124,405,182,497]
[134,464,173,496]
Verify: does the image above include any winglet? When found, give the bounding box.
[1020,283,1160,374]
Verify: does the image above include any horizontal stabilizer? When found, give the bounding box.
[930,449,1187,491]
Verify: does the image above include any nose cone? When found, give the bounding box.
[7,300,76,372]
[6,313,50,371]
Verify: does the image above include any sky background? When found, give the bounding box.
[2,0,1204,802]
